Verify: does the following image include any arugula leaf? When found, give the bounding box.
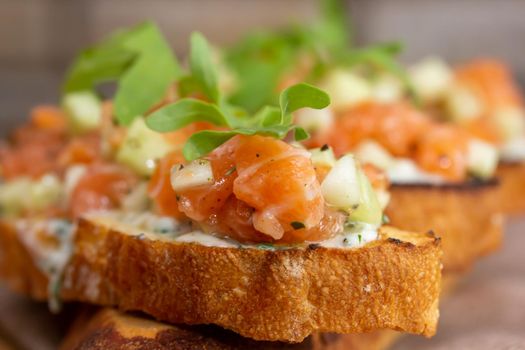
[279,83,331,120]
[182,125,309,161]
[225,31,300,112]
[63,47,136,93]
[149,82,327,160]
[183,130,238,161]
[63,21,181,125]
[314,0,351,57]
[252,106,282,127]
[146,99,229,132]
[189,32,220,103]
[114,23,181,124]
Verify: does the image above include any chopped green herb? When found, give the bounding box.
[225,166,237,176]
[256,243,275,250]
[382,214,390,225]
[344,221,356,229]
[358,234,362,244]
[290,221,306,230]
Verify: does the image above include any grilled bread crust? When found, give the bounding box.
[386,181,503,272]
[496,162,525,215]
[60,308,401,350]
[61,274,463,350]
[0,218,442,343]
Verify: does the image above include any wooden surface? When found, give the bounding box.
[0,217,524,349]
[392,217,525,349]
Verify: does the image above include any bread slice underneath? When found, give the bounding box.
[386,180,503,272]
[0,217,441,342]
[60,273,462,350]
[59,307,397,350]
[496,162,525,215]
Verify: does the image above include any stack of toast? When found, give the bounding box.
[1,8,524,349]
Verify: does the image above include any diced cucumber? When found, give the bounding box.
[348,166,383,226]
[171,159,214,192]
[493,106,525,142]
[121,182,151,211]
[500,137,525,162]
[409,57,452,103]
[445,84,483,122]
[0,178,32,216]
[321,155,360,210]
[116,117,175,177]
[466,139,498,179]
[371,74,403,103]
[29,174,63,211]
[375,189,391,211]
[62,91,102,134]
[354,140,394,171]
[0,175,63,216]
[310,146,336,168]
[319,69,371,111]
[295,107,334,134]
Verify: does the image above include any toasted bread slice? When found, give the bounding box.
[496,162,525,214]
[59,308,399,350]
[59,273,464,350]
[386,180,503,272]
[0,216,442,342]
[60,274,462,350]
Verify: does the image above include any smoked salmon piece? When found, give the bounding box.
[415,125,469,182]
[455,59,523,113]
[316,101,431,158]
[69,164,138,219]
[159,135,335,244]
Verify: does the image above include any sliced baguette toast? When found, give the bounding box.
[0,216,442,342]
[496,162,525,214]
[60,273,465,350]
[386,180,503,272]
[60,308,398,350]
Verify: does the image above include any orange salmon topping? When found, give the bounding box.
[414,125,469,182]
[148,151,186,219]
[314,101,431,158]
[164,135,333,244]
[308,101,473,182]
[30,106,67,131]
[69,163,138,219]
[455,59,523,113]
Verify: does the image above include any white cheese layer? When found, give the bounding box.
[15,219,75,312]
[92,211,379,250]
[387,158,445,185]
[12,210,380,314]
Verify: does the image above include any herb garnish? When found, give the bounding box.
[224,0,415,112]
[146,34,330,160]
[63,21,181,125]
[225,166,237,176]
[290,221,306,230]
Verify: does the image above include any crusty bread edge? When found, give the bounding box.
[1,218,442,342]
[497,162,525,215]
[386,180,503,272]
